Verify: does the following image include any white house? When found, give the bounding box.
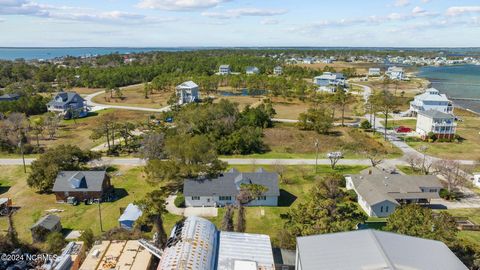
[410,88,453,115]
[183,168,279,207]
[386,66,405,80]
[416,110,457,140]
[273,66,283,75]
[176,81,200,105]
[218,65,231,75]
[47,92,88,119]
[295,230,468,270]
[473,173,480,188]
[368,68,381,76]
[246,66,260,75]
[313,72,346,92]
[346,174,442,217]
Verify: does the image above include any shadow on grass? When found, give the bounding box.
[278,189,297,207]
[113,188,129,201]
[0,186,11,195]
[428,204,448,210]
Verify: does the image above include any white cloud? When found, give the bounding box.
[394,0,410,7]
[412,6,425,14]
[260,18,279,25]
[446,6,480,16]
[202,8,287,19]
[137,0,230,11]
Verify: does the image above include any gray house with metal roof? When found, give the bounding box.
[52,171,112,202]
[31,214,62,242]
[346,174,442,217]
[295,230,467,270]
[184,168,280,207]
[47,91,87,119]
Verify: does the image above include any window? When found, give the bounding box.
[380,206,384,212]
[386,206,389,212]
[219,196,232,201]
[191,196,200,200]
[257,196,267,201]
[429,189,437,192]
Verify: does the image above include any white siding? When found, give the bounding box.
[185,195,278,207]
[370,201,398,218]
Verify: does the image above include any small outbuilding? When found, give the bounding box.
[118,203,143,231]
[31,214,62,242]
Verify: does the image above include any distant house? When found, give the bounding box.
[302,58,314,64]
[346,174,442,217]
[47,92,87,119]
[386,66,405,80]
[176,81,200,105]
[118,203,142,231]
[368,68,381,76]
[219,65,231,75]
[473,173,480,188]
[246,66,260,75]
[295,230,468,270]
[313,72,346,92]
[31,214,62,242]
[273,66,283,75]
[52,171,112,202]
[416,110,457,140]
[410,88,453,115]
[184,168,280,207]
[0,93,20,102]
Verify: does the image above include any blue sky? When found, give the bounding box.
[0,0,480,47]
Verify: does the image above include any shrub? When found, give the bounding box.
[46,232,66,254]
[439,188,458,201]
[174,193,185,208]
[360,120,372,130]
[345,189,358,202]
[79,229,95,250]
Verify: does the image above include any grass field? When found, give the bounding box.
[71,87,104,95]
[240,123,402,159]
[92,84,172,109]
[441,208,480,246]
[382,119,417,129]
[407,109,480,160]
[0,166,182,246]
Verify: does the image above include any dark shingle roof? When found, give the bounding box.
[52,171,107,192]
[31,215,60,231]
[184,168,280,197]
[47,92,84,107]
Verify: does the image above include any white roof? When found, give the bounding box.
[0,198,9,205]
[414,88,451,102]
[177,81,199,89]
[297,230,467,270]
[118,203,142,222]
[217,232,275,270]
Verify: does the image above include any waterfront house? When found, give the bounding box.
[183,168,280,207]
[47,92,87,119]
[52,171,112,202]
[246,66,260,75]
[218,64,231,75]
[273,66,283,75]
[368,68,381,76]
[345,174,442,217]
[295,230,467,270]
[0,93,20,102]
[386,66,405,80]
[31,214,62,242]
[416,110,457,140]
[410,88,453,115]
[176,81,200,105]
[118,203,142,231]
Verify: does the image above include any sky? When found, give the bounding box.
[0,0,480,47]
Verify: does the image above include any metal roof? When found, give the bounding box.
[31,214,60,231]
[413,88,451,102]
[176,81,199,89]
[47,92,84,107]
[118,203,142,222]
[348,174,442,206]
[296,230,468,270]
[183,168,280,197]
[217,232,275,270]
[418,109,455,119]
[52,171,107,193]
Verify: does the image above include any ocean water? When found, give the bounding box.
[0,47,190,60]
[417,65,480,113]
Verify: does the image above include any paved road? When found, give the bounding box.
[84,88,171,113]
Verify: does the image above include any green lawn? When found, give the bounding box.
[381,119,417,130]
[440,208,480,247]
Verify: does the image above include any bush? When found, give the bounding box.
[174,193,185,208]
[79,229,95,250]
[46,232,66,254]
[439,188,459,201]
[360,120,372,130]
[345,189,358,202]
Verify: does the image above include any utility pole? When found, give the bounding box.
[314,138,319,173]
[98,201,103,232]
[18,140,26,174]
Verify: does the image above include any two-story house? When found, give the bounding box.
[47,92,87,119]
[176,81,200,105]
[218,65,231,75]
[386,66,405,80]
[273,66,283,75]
[345,174,442,217]
[410,88,453,115]
[416,110,457,140]
[313,72,346,93]
[184,168,280,207]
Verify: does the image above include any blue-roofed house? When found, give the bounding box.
[118,203,143,231]
[47,91,87,119]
